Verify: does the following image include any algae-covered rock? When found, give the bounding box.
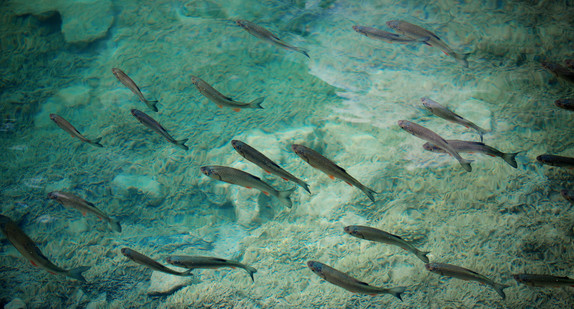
[5,298,26,309]
[111,174,164,200]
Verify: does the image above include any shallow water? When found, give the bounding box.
[1,0,574,308]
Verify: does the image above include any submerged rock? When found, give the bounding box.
[111,174,164,201]
[5,298,26,309]
[147,271,195,296]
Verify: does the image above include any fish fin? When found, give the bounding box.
[493,283,510,300]
[265,170,271,174]
[262,191,270,196]
[298,48,311,59]
[277,187,296,208]
[230,266,236,269]
[48,271,57,275]
[298,180,311,194]
[416,36,430,42]
[416,251,430,264]
[424,41,432,46]
[346,181,353,187]
[503,152,519,169]
[233,108,241,112]
[217,105,223,108]
[460,159,473,172]
[30,260,37,267]
[245,186,252,189]
[66,266,90,282]
[176,138,189,151]
[97,217,102,221]
[454,52,470,68]
[389,287,407,301]
[82,212,87,216]
[328,175,335,180]
[109,218,122,232]
[281,177,288,181]
[487,154,496,157]
[249,97,265,109]
[146,100,159,112]
[358,185,377,203]
[245,265,257,282]
[89,137,104,148]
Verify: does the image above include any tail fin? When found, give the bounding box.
[415,250,430,264]
[66,266,90,282]
[249,97,265,109]
[108,218,122,233]
[146,100,159,112]
[502,152,519,169]
[243,265,257,282]
[175,138,189,150]
[89,137,104,148]
[388,286,407,301]
[454,52,470,68]
[298,48,310,59]
[277,188,296,208]
[492,283,510,300]
[297,180,311,194]
[359,185,377,203]
[459,159,473,172]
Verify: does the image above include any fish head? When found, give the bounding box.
[111,68,121,77]
[386,20,400,30]
[397,120,412,133]
[343,226,364,239]
[352,25,364,34]
[190,76,198,86]
[420,97,434,110]
[49,114,58,122]
[306,261,326,278]
[291,144,307,159]
[424,263,438,272]
[120,248,132,257]
[512,274,527,284]
[422,142,439,152]
[235,19,248,29]
[200,166,222,180]
[47,191,59,200]
[231,140,246,154]
[165,256,179,266]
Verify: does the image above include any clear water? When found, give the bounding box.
[1,0,574,307]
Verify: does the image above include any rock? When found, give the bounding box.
[5,298,26,309]
[11,0,113,43]
[55,85,91,108]
[111,174,164,200]
[147,271,195,296]
[85,293,107,309]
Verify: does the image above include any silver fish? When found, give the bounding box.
[49,114,103,147]
[231,140,310,193]
[130,109,188,150]
[421,97,487,141]
[561,190,574,204]
[236,19,310,58]
[536,154,574,169]
[112,68,158,112]
[121,248,192,277]
[307,261,406,300]
[353,25,428,43]
[398,120,472,172]
[422,140,518,168]
[200,165,295,208]
[541,62,574,84]
[166,255,257,282]
[386,20,469,67]
[555,99,574,111]
[191,75,264,111]
[344,225,429,263]
[514,273,574,287]
[47,191,121,232]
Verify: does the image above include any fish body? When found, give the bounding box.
[0,214,90,281]
[561,190,574,203]
[555,99,574,111]
[398,120,472,172]
[536,154,574,168]
[514,273,574,287]
[422,140,518,168]
[307,261,406,300]
[130,109,188,150]
[353,25,427,43]
[112,68,158,112]
[344,225,429,263]
[120,248,192,276]
[421,97,486,141]
[236,19,310,58]
[47,191,121,232]
[541,62,574,84]
[191,75,264,111]
[231,140,310,193]
[386,20,468,67]
[166,255,257,282]
[425,262,509,299]
[200,165,295,208]
[49,114,103,147]
[291,144,377,202]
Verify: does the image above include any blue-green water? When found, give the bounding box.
[1,0,574,307]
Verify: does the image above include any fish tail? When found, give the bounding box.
[492,283,510,300]
[298,48,310,59]
[388,286,407,301]
[244,265,257,282]
[66,266,90,282]
[502,152,520,169]
[176,138,189,150]
[297,180,311,194]
[249,97,265,109]
[415,250,430,264]
[454,52,470,68]
[146,100,159,112]
[277,187,296,208]
[108,217,122,233]
[359,185,377,203]
[460,159,473,172]
[89,137,104,148]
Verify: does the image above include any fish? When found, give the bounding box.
[536,154,574,169]
[398,120,472,172]
[353,25,429,44]
[541,62,574,84]
[191,75,264,112]
[425,262,509,299]
[344,225,429,263]
[236,19,310,58]
[231,140,310,194]
[421,97,487,141]
[561,190,574,203]
[166,255,257,282]
[47,191,121,232]
[565,59,574,70]
[0,214,90,282]
[200,165,295,208]
[49,114,103,148]
[386,20,469,67]
[307,261,406,300]
[112,68,158,112]
[514,273,574,287]
[555,99,574,111]
[422,140,518,168]
[130,109,188,150]
[120,248,192,277]
[291,144,377,203]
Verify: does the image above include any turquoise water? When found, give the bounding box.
[1,0,574,307]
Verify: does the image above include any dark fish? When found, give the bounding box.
[425,262,509,299]
[422,140,518,168]
[236,19,310,58]
[49,114,103,147]
[191,75,264,111]
[421,97,487,141]
[398,120,472,172]
[561,190,574,203]
[291,144,377,203]
[514,273,574,287]
[231,140,310,193]
[353,25,428,43]
[121,248,192,276]
[130,109,188,150]
[200,165,295,208]
[344,225,429,263]
[307,261,406,300]
[536,154,574,168]
[0,214,90,281]
[166,255,257,282]
[541,62,574,84]
[555,99,574,111]
[112,68,158,112]
[47,191,121,232]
